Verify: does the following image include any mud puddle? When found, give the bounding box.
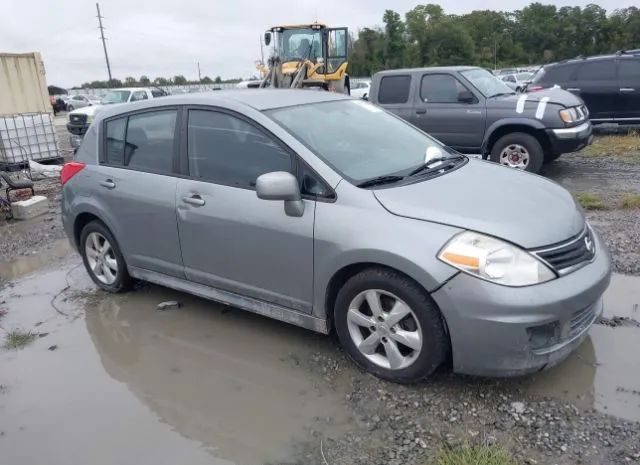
[0,239,72,282]
[0,260,353,465]
[541,159,640,193]
[517,273,640,422]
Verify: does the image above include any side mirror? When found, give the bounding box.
[256,171,304,217]
[264,32,271,46]
[458,90,476,104]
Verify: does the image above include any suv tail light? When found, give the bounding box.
[60,162,86,186]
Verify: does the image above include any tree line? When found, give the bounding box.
[77,74,243,89]
[348,3,640,77]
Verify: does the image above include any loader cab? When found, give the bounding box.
[264,24,348,77]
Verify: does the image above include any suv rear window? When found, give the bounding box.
[576,60,615,80]
[378,75,411,104]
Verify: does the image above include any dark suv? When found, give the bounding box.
[529,51,640,124]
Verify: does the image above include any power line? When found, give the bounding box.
[96,2,112,82]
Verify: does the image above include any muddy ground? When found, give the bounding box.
[1,132,639,465]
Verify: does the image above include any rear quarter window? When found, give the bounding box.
[535,63,578,84]
[378,75,411,104]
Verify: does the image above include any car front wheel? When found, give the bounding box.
[80,220,132,293]
[334,267,448,383]
[490,132,544,173]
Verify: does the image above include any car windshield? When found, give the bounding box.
[277,28,323,61]
[461,69,514,97]
[516,72,533,81]
[268,100,458,184]
[100,90,131,105]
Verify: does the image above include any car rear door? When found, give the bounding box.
[95,107,184,278]
[372,74,414,123]
[412,72,485,151]
[616,56,640,122]
[571,58,617,121]
[175,107,315,313]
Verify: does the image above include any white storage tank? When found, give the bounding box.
[0,113,59,168]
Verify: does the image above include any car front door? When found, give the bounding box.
[413,73,486,152]
[571,58,617,121]
[95,108,184,278]
[175,108,315,313]
[616,57,640,121]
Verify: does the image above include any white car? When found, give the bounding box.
[66,87,167,145]
[65,94,94,111]
[350,80,371,99]
[501,72,533,92]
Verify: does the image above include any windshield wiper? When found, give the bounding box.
[489,92,516,98]
[357,175,405,188]
[408,155,464,177]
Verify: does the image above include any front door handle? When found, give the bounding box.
[416,109,426,115]
[620,88,636,92]
[567,87,581,92]
[182,194,206,207]
[99,179,115,189]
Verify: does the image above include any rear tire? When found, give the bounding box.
[334,267,448,383]
[490,132,544,173]
[80,220,132,293]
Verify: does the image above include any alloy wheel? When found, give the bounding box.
[346,289,423,370]
[499,143,530,169]
[85,232,118,285]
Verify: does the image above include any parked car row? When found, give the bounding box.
[61,90,611,383]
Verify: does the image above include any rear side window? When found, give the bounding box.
[187,110,291,188]
[105,117,126,165]
[619,59,640,80]
[576,60,615,80]
[420,74,469,103]
[103,110,177,173]
[378,75,411,104]
[125,110,177,174]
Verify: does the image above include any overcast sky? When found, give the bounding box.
[1,0,629,87]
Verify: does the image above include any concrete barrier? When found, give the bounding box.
[11,195,48,220]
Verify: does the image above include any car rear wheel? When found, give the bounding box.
[490,132,544,173]
[80,221,132,293]
[334,267,448,383]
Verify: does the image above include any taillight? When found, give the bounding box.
[527,85,544,92]
[60,162,86,186]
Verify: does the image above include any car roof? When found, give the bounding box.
[375,66,479,76]
[548,51,640,67]
[95,89,351,120]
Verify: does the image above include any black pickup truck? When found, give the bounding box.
[369,66,593,173]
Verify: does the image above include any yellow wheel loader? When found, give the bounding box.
[253,23,350,94]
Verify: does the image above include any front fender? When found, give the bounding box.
[481,117,547,153]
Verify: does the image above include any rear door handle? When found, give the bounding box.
[620,88,635,92]
[182,194,206,207]
[567,88,581,92]
[99,179,115,189]
[415,109,426,115]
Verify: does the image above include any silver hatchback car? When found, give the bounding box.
[61,90,611,382]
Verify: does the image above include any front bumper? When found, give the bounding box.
[546,121,593,155]
[431,230,611,377]
[66,121,89,136]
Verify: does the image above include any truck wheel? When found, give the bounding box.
[490,132,544,173]
[334,267,448,383]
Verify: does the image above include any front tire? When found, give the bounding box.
[334,267,448,383]
[67,105,74,111]
[80,220,132,293]
[490,132,544,173]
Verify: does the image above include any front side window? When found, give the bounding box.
[420,74,471,103]
[378,75,411,104]
[268,100,456,184]
[187,110,291,188]
[576,60,615,80]
[327,28,347,73]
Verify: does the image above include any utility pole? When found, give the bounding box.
[197,62,202,81]
[96,3,112,82]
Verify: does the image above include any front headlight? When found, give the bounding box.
[86,115,94,124]
[438,231,556,287]
[559,106,585,124]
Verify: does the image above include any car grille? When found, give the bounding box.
[69,114,87,124]
[569,304,596,336]
[532,226,595,275]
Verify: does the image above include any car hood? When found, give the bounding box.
[373,159,584,249]
[69,105,104,117]
[487,87,582,110]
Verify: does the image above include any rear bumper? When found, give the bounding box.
[431,229,611,377]
[546,121,593,155]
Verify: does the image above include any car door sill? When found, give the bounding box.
[128,266,329,334]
